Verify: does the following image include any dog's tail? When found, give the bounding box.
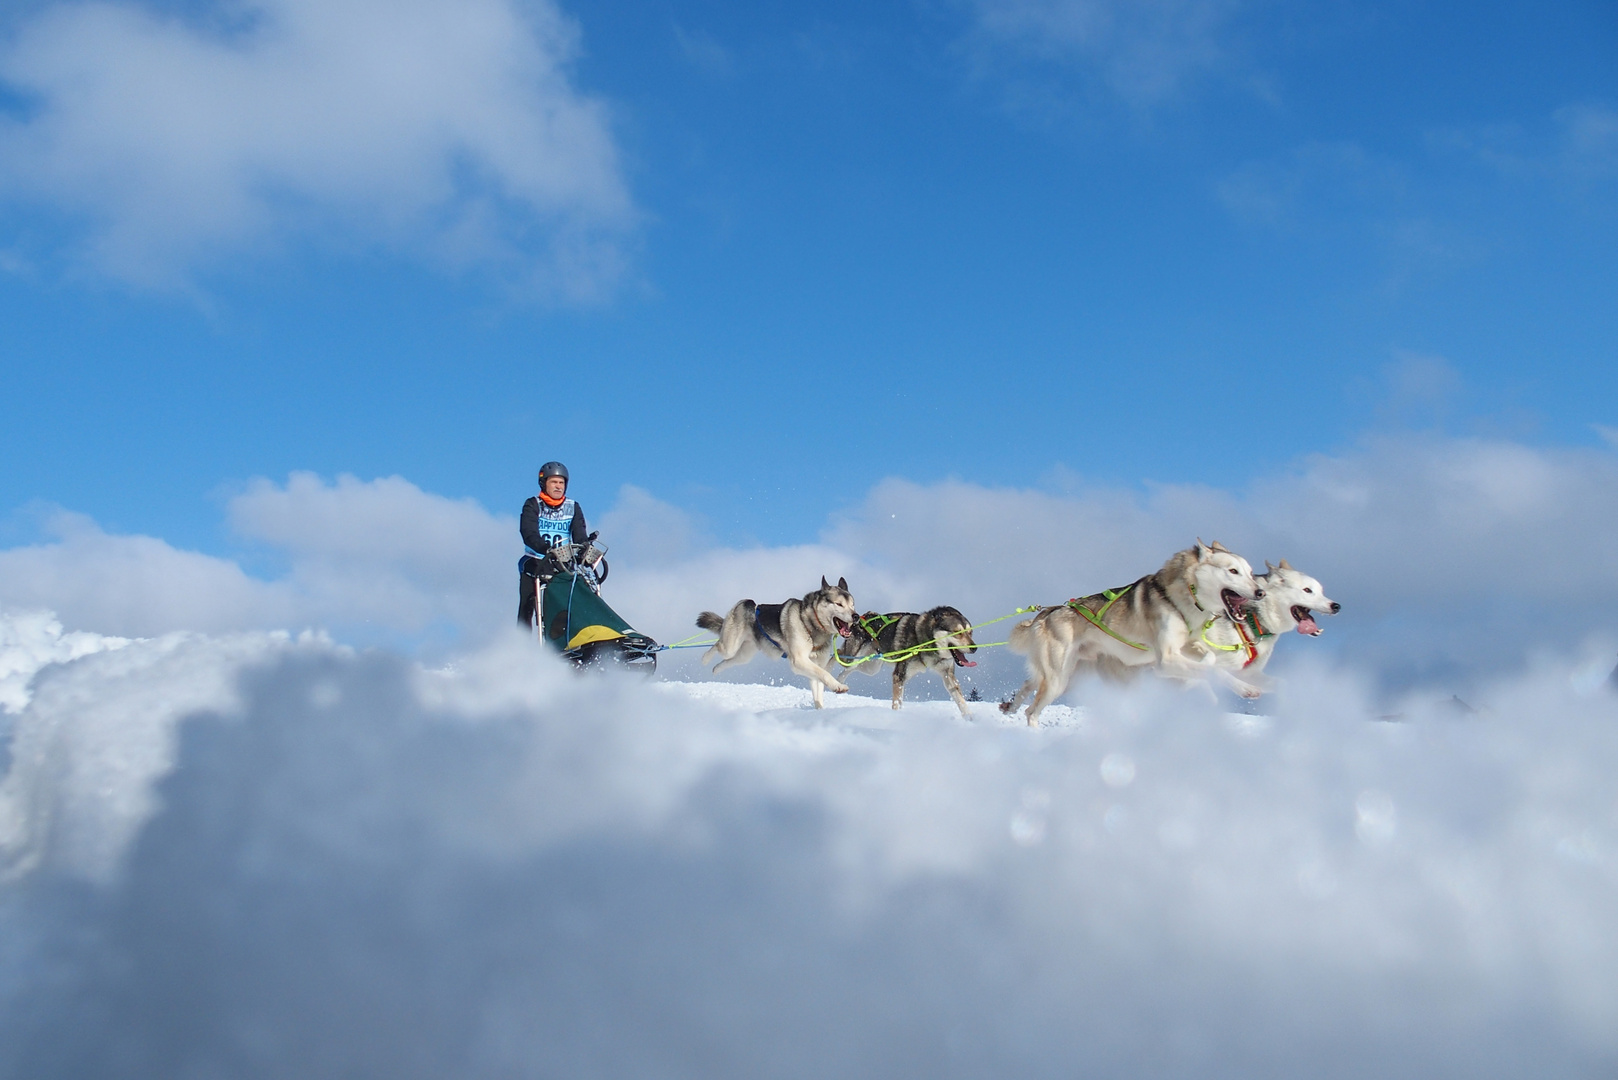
[696,611,725,633]
[1007,614,1040,656]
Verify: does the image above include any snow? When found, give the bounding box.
[1,611,1616,1077]
[655,678,1084,728]
[0,609,131,714]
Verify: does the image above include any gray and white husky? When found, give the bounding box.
[697,576,859,709]
[836,606,979,717]
[1000,540,1265,725]
[1190,559,1340,689]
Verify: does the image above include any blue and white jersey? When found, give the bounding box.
[525,497,577,558]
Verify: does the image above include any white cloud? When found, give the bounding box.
[0,474,877,662]
[0,0,632,294]
[1216,140,1405,228]
[1375,350,1463,424]
[228,471,513,636]
[1555,102,1618,182]
[672,23,734,79]
[0,474,513,642]
[0,508,299,636]
[2,617,1617,1073]
[6,432,1618,690]
[962,0,1249,105]
[1215,143,1491,289]
[1431,101,1618,199]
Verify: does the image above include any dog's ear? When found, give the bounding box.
[821,575,830,589]
[1194,538,1209,559]
[837,576,848,591]
[1209,540,1231,554]
[1278,558,1293,570]
[1265,559,1276,572]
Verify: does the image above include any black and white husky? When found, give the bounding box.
[696,577,859,709]
[836,606,979,717]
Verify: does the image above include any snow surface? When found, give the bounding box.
[1,610,1616,1077]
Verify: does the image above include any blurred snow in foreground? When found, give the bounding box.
[0,610,1614,1078]
[0,610,130,714]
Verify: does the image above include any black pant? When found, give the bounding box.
[518,554,554,629]
[524,553,563,628]
[518,575,540,629]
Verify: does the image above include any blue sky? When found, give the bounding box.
[0,0,1615,556]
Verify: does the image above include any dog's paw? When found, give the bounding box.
[832,684,849,694]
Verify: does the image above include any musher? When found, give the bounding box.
[519,461,588,630]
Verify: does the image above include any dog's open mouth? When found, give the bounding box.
[1291,605,1323,636]
[950,647,976,668]
[834,617,854,637]
[1221,588,1250,620]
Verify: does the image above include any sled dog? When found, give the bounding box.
[1000,540,1264,725]
[1189,559,1340,687]
[836,606,980,717]
[697,577,859,709]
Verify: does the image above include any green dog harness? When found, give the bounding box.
[1066,585,1151,652]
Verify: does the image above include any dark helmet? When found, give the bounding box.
[538,461,569,486]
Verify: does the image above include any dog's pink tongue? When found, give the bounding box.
[1295,614,1319,635]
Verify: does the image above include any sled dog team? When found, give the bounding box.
[696,541,1340,724]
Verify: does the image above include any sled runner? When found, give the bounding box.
[539,536,659,672]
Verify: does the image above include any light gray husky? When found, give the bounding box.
[1000,540,1265,725]
[1189,559,1340,689]
[697,577,859,709]
[836,606,979,717]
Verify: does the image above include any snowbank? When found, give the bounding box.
[0,612,1615,1077]
[0,609,131,714]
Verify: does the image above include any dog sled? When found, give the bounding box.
[538,535,660,673]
